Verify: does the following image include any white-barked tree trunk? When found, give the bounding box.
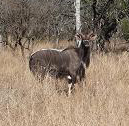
[75,0,81,33]
[75,0,81,46]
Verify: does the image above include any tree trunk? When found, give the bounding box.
[75,0,81,32]
[75,0,81,46]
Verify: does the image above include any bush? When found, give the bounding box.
[121,18,129,41]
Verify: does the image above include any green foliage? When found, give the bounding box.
[121,18,129,40]
[116,0,126,9]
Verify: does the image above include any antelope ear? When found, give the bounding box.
[75,33,82,40]
[89,34,97,41]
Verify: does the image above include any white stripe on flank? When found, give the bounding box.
[31,48,63,56]
[41,48,62,51]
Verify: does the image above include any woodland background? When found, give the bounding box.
[0,0,129,54]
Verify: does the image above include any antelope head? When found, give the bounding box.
[75,31,97,47]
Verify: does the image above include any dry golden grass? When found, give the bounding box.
[0,42,129,126]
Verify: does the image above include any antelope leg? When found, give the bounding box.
[68,83,72,96]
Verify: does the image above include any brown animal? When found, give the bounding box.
[29,32,96,95]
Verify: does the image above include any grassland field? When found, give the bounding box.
[0,41,129,126]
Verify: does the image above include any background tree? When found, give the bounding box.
[0,0,129,54]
